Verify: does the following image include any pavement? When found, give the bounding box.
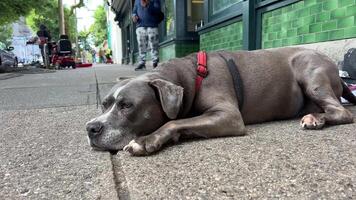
[0,64,145,199]
[1,64,356,199]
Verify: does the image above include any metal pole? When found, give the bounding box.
[59,0,66,35]
[74,0,80,61]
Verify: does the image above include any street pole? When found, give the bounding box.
[59,0,65,35]
[74,0,80,61]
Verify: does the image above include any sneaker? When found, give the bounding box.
[135,63,146,71]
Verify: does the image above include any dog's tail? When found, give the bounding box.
[341,80,356,105]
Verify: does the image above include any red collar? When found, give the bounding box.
[195,51,208,91]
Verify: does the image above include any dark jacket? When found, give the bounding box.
[132,0,161,28]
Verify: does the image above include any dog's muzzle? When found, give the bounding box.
[86,120,104,139]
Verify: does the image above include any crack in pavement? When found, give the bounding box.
[93,68,130,199]
[94,68,102,110]
[111,154,131,200]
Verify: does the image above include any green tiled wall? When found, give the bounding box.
[176,43,199,58]
[160,44,176,61]
[159,42,199,61]
[262,0,356,48]
[200,21,243,51]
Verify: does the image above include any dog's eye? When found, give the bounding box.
[117,101,132,109]
[124,103,132,108]
[102,101,109,109]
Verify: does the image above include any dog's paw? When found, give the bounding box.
[123,135,162,156]
[300,114,325,130]
[123,140,147,156]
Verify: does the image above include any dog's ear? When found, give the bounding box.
[149,79,184,119]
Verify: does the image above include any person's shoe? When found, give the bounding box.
[134,63,146,71]
[153,60,159,68]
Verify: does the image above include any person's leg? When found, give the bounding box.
[136,27,148,70]
[39,45,45,67]
[147,27,159,68]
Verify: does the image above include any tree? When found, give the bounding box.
[69,0,85,16]
[0,0,52,26]
[0,24,13,46]
[90,5,107,47]
[26,0,76,42]
[78,30,92,51]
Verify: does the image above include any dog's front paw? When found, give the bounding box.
[123,135,162,156]
[123,140,147,156]
[300,114,325,129]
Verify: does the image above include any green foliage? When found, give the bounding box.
[0,24,13,46]
[90,5,107,47]
[26,0,76,42]
[69,0,85,15]
[78,30,92,50]
[0,0,52,26]
[64,8,76,42]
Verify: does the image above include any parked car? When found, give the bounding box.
[0,42,18,68]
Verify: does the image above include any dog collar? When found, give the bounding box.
[195,51,208,91]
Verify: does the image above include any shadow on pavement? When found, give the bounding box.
[0,66,55,80]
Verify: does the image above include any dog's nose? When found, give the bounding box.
[86,121,103,138]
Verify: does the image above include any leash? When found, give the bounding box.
[218,53,244,110]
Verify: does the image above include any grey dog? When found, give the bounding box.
[86,47,356,156]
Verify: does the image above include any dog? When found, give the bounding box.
[86,47,356,156]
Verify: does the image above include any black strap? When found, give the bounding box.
[218,53,244,110]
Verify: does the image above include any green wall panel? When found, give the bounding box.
[200,21,243,51]
[159,44,176,61]
[262,0,356,49]
[176,43,199,58]
[159,42,199,62]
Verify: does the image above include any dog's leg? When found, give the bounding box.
[123,104,246,156]
[300,75,354,129]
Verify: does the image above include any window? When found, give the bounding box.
[208,0,243,22]
[164,0,175,37]
[212,0,242,14]
[187,0,204,32]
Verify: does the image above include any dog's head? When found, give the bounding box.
[86,77,184,151]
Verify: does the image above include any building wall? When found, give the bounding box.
[110,22,123,64]
[11,17,41,64]
[106,4,123,64]
[293,38,356,64]
[262,0,356,48]
[114,0,356,63]
[160,44,177,61]
[200,21,243,51]
[159,42,199,61]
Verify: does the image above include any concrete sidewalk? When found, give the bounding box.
[0,106,117,199]
[115,106,356,199]
[0,64,140,199]
[1,64,356,199]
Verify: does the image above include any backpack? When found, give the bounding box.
[343,48,356,79]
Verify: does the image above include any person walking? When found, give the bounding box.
[99,48,106,63]
[132,0,162,70]
[91,49,96,63]
[36,24,52,67]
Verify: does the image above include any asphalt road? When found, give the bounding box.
[1,64,355,199]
